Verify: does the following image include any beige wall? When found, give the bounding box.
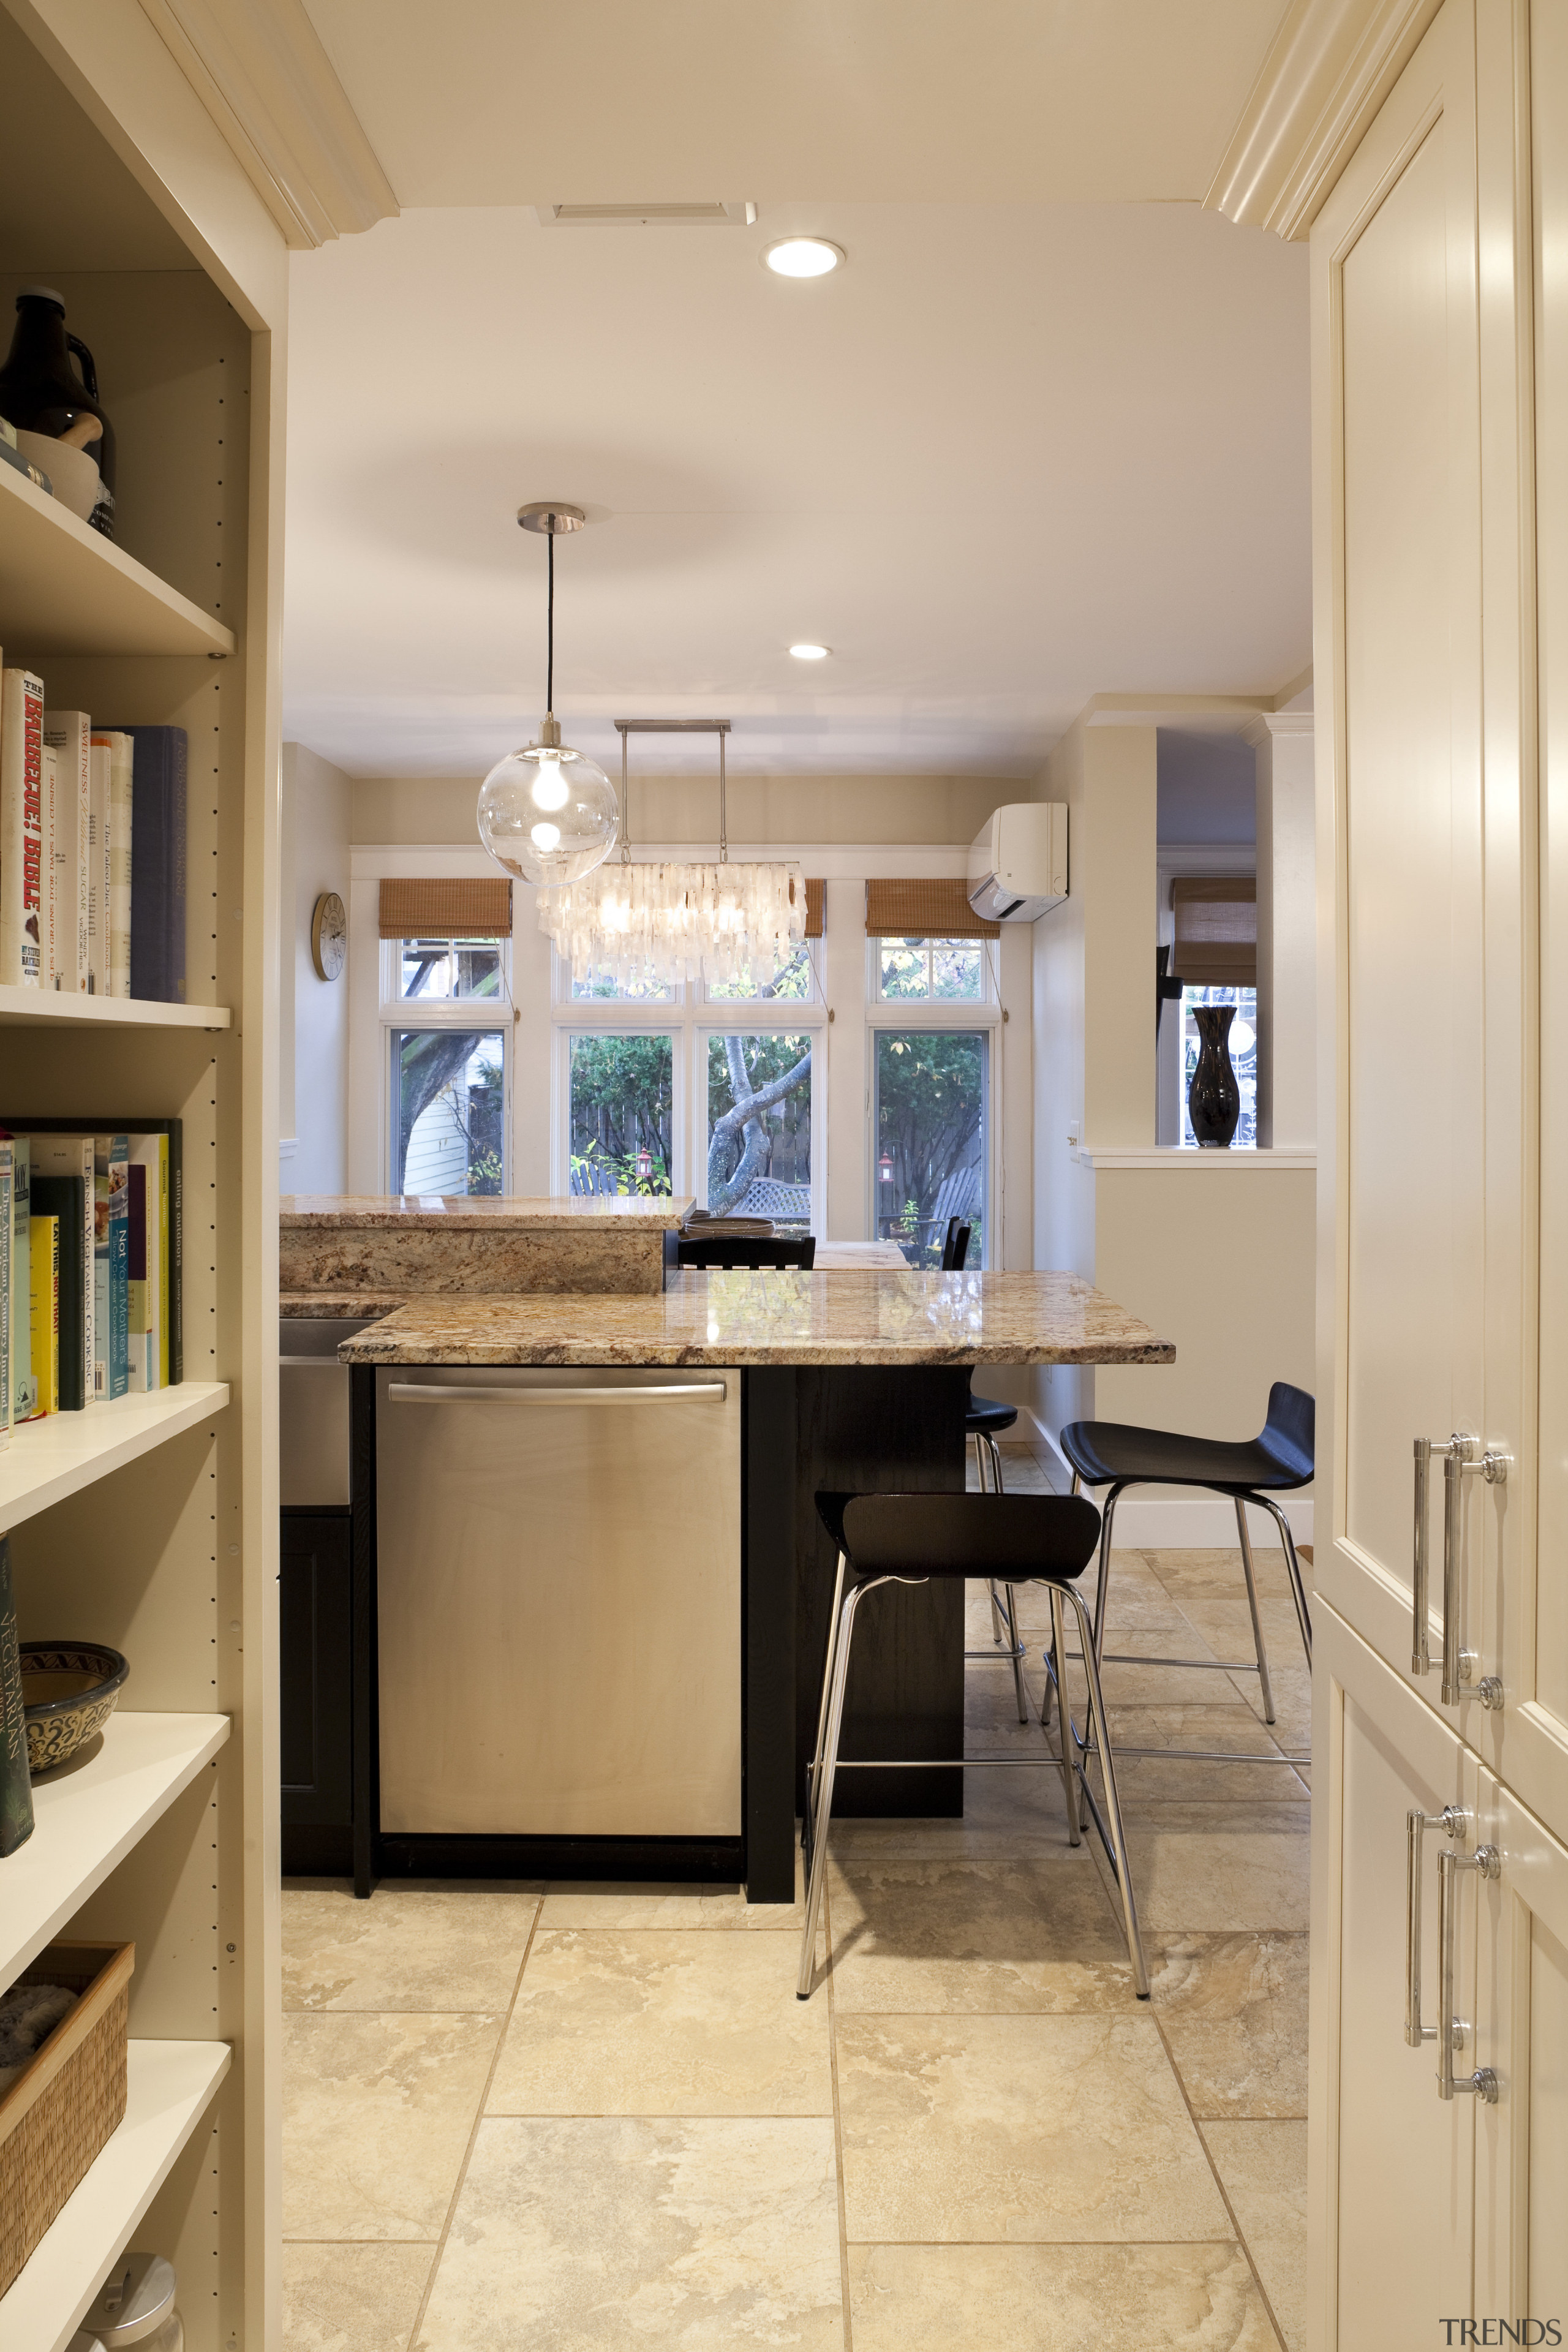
[1092,1163,1316,1460]
[282,743,353,1194]
[349,771,1020,848]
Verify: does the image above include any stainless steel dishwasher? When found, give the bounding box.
[375,1363,742,1838]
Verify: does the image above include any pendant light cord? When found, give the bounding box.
[546,526,555,715]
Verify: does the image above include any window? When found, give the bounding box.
[391,1028,506,1194]
[873,1029,989,1266]
[704,1028,815,1224]
[704,945,815,1004]
[1178,986,1257,1148]
[380,924,512,1194]
[398,936,503,1003]
[567,1032,676,1195]
[569,968,677,1003]
[874,937,988,1003]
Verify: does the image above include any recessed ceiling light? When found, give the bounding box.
[789,643,831,660]
[763,237,844,279]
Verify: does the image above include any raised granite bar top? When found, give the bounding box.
[280,1193,695,1299]
[335,1269,1176,1369]
[281,1194,694,1231]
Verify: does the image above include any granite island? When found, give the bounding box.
[296,1235,1173,1903]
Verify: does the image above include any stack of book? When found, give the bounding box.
[0,655,187,1001]
[0,1119,182,1438]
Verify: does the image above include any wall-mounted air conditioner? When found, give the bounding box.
[967,803,1068,922]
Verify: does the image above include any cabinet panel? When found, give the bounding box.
[1312,1601,1477,2350]
[1474,1769,1568,2331]
[281,1512,353,1853]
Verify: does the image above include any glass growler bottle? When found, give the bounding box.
[0,286,116,536]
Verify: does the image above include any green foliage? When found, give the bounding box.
[875,1030,986,1257]
[569,1033,674,1180]
[706,1030,812,1213]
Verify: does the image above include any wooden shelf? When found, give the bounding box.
[0,987,230,1030]
[0,1384,230,1534]
[2,1711,230,1983]
[0,2039,231,2352]
[0,461,235,660]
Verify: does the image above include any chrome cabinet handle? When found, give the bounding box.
[386,1380,727,1404]
[1407,1805,1500,2100]
[1437,1836,1500,2104]
[1406,1804,1464,2046]
[1414,1433,1507,1708]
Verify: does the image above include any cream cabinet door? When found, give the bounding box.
[1311,1599,1479,2349]
[1313,0,1529,1756]
[1507,0,1568,1842]
[1474,1768,1568,2334]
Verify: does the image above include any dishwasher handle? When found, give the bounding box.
[386,1379,728,1404]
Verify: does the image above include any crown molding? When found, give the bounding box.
[136,0,397,247]
[1205,0,1442,241]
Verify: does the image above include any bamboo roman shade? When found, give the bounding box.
[1170,876,1256,986]
[379,879,514,939]
[802,877,825,938]
[864,878,999,940]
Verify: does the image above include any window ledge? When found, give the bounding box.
[1076,1145,1316,1170]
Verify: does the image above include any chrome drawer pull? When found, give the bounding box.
[1437,1836,1501,2105]
[1406,1803,1464,2047]
[386,1381,726,1404]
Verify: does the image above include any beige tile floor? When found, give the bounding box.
[282,1443,1311,2351]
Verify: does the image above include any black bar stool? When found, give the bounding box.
[676,1235,816,1269]
[1059,1382,1314,1770]
[797,1490,1148,2001]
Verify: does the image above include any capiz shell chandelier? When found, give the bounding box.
[537,720,804,991]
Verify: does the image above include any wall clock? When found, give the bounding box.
[311,891,347,981]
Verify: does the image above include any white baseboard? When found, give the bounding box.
[1002,1409,1311,1550]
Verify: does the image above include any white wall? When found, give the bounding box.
[282,742,353,1195]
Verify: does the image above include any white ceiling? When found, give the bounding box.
[301,0,1287,210]
[282,4,1311,783]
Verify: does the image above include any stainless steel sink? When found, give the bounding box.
[279,1316,376,1507]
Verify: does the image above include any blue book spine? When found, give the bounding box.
[118,726,187,1004]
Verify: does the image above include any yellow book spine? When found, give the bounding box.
[28,1215,58,1416]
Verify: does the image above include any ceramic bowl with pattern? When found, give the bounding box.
[20,1642,129,1774]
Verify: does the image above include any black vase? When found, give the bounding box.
[1188,1005,1240,1147]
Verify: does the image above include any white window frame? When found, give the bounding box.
[867,933,997,1009]
[695,1014,823,1231]
[380,933,514,1194]
[550,944,825,1210]
[866,933,999,1266]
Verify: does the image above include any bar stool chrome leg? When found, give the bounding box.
[801,1550,848,1881]
[1255,1494,1313,1668]
[1235,1498,1276,1724]
[1047,1584,1081,1845]
[1063,1580,1148,1997]
[1090,1485,1123,1664]
[798,1575,895,2000]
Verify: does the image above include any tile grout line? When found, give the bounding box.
[401,1893,548,2352]
[1149,1999,1291,2352]
[824,1863,856,2352]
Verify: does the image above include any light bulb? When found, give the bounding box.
[478,733,618,886]
[763,237,844,278]
[530,755,569,812]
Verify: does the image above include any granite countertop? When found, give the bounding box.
[334,1269,1176,1369]
[282,1194,695,1231]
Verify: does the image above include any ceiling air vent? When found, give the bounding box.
[532,202,757,228]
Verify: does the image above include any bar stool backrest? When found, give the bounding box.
[676,1235,817,1270]
[1259,1382,1314,1483]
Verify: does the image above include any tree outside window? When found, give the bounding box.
[875,1030,987,1265]
[568,1033,675,1195]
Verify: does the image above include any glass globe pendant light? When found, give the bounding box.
[477,502,619,888]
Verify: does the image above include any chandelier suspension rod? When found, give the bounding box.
[613,718,733,867]
[546,528,554,716]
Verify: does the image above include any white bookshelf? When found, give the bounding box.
[0,458,235,659]
[0,7,285,2345]
[0,989,231,1030]
[2,1711,230,1982]
[0,2040,232,2352]
[0,1386,229,1531]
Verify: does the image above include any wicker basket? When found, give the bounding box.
[0,1940,134,2297]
